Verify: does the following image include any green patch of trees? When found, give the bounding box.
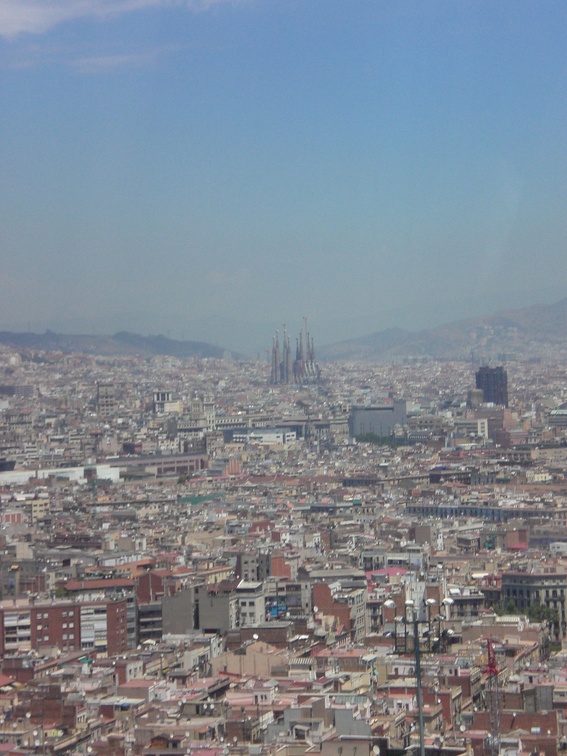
[497,599,559,625]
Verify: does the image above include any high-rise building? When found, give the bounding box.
[475,365,508,407]
[96,382,117,418]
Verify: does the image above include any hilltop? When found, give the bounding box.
[0,330,240,360]
[319,297,567,361]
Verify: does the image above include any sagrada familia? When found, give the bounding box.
[269,318,321,385]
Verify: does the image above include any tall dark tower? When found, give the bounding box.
[475,366,508,407]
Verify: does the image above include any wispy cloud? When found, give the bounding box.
[0,0,244,39]
[73,47,174,73]
[0,32,182,72]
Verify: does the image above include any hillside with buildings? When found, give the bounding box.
[2,298,566,364]
[320,296,567,362]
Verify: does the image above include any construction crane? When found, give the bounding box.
[485,638,501,756]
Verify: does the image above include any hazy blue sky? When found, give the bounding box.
[1,0,567,352]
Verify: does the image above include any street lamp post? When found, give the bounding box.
[406,600,425,756]
[386,597,430,756]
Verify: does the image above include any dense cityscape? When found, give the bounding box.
[3,0,567,754]
[1,338,567,756]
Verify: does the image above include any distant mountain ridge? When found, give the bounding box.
[1,297,566,362]
[0,330,240,360]
[319,297,567,361]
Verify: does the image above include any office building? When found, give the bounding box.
[475,365,508,407]
[349,400,407,438]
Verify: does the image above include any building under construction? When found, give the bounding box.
[269,318,321,385]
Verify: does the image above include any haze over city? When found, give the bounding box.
[1,1,567,352]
